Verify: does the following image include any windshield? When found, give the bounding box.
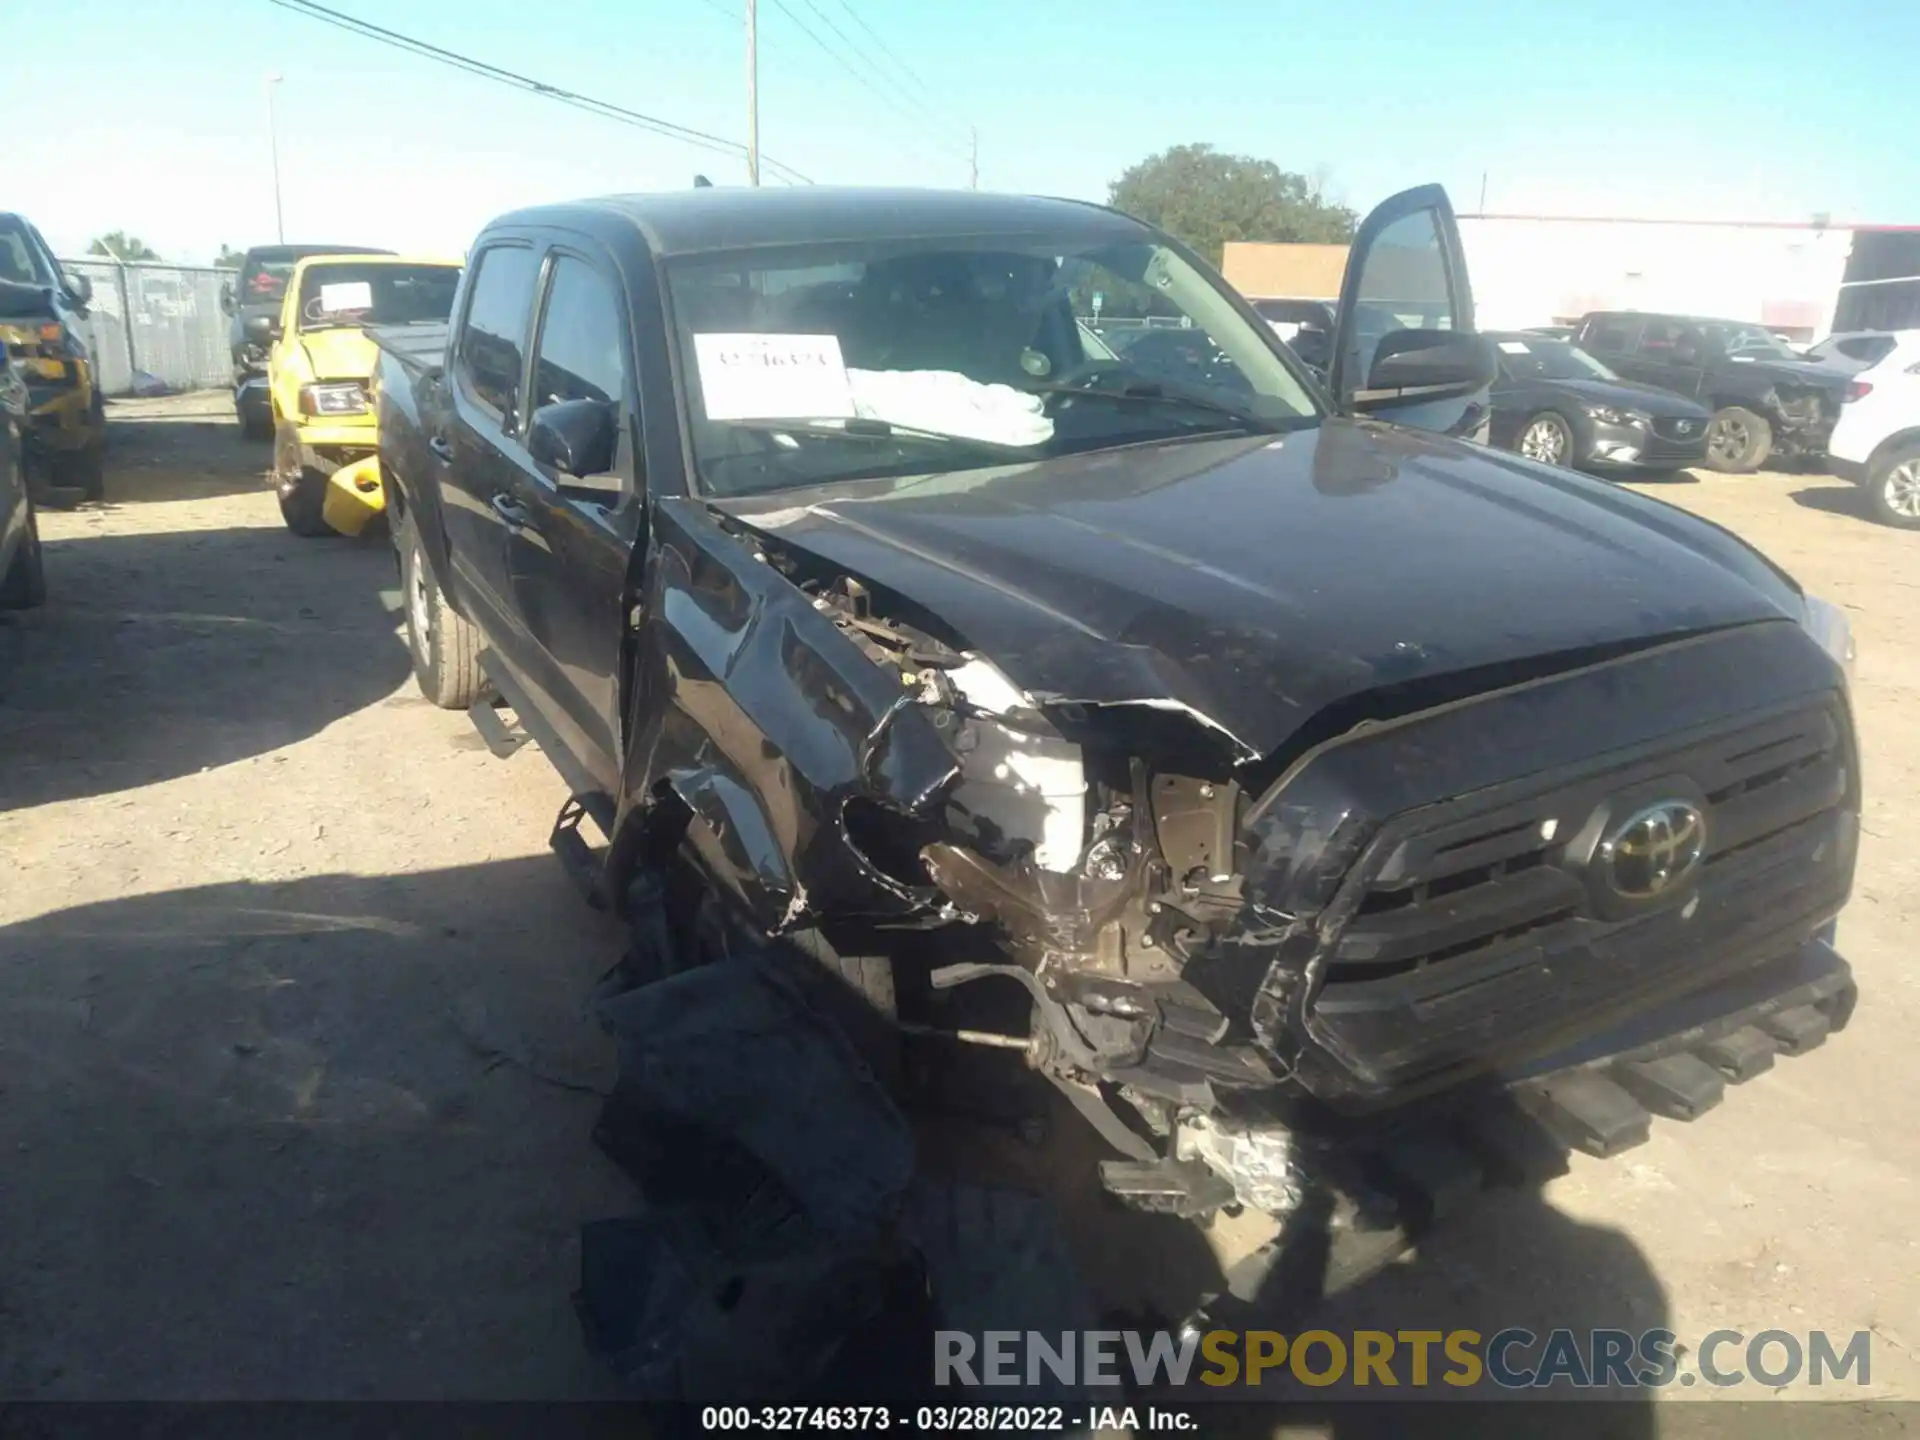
[664,233,1320,498]
[295,263,460,332]
[0,221,50,287]
[1702,322,1799,360]
[1493,336,1621,381]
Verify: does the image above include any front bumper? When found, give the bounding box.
[22,363,99,454]
[292,418,377,451]
[1186,935,1855,1305]
[1585,417,1710,470]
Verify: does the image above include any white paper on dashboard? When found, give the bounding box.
[693,333,856,420]
[318,281,374,313]
[1497,340,1531,354]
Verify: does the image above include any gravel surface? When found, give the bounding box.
[1,393,1914,1407]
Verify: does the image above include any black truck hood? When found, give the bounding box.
[1546,377,1711,417]
[713,421,1802,762]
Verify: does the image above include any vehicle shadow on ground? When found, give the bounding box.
[94,403,272,507]
[0,854,1674,1420]
[0,856,637,1399]
[1791,482,1876,523]
[0,523,407,809]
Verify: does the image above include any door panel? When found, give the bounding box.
[505,251,643,792]
[444,242,540,653]
[1627,318,1708,401]
[1330,184,1490,436]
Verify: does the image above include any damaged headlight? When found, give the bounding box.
[1802,593,1856,685]
[298,381,368,417]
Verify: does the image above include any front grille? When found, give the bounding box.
[1650,416,1704,442]
[1327,701,1848,984]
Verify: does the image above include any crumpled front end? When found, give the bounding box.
[635,500,1860,1232]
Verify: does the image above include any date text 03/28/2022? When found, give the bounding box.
[699,1406,1193,1432]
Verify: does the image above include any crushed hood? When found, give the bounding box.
[297,326,379,382]
[713,421,1802,761]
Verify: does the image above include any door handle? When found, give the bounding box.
[428,436,455,464]
[491,492,531,530]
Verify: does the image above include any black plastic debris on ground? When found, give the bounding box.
[576,914,1112,1416]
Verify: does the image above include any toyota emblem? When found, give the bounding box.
[1599,801,1706,900]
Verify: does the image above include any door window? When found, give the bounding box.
[1635,318,1698,359]
[457,244,539,426]
[1838,335,1895,365]
[1583,316,1639,353]
[1348,208,1455,383]
[532,259,628,410]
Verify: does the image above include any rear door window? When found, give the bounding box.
[1839,335,1895,364]
[457,244,539,426]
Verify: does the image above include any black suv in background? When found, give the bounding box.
[220,243,391,439]
[1573,311,1849,473]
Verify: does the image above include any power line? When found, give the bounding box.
[264,0,813,184]
[789,0,969,155]
[762,0,968,168]
[830,0,972,138]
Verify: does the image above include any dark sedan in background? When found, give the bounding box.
[1487,331,1712,474]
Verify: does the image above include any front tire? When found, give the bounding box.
[0,495,47,610]
[1867,442,1920,530]
[1517,411,1574,467]
[1705,405,1773,473]
[397,508,482,708]
[50,447,105,504]
[272,424,334,537]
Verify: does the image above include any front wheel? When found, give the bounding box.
[1517,411,1574,467]
[1704,406,1773,474]
[1867,443,1920,530]
[272,424,334,537]
[50,447,105,504]
[0,495,47,610]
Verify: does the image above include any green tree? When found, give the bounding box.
[1108,145,1357,266]
[87,231,162,262]
[213,245,244,270]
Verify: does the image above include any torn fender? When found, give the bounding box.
[615,498,961,930]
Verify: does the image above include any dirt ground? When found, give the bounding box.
[1,392,1916,1409]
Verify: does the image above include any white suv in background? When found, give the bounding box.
[1828,329,1920,529]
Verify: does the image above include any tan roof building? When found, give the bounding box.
[1220,241,1348,300]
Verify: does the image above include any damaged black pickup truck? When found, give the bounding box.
[374,184,1861,1297]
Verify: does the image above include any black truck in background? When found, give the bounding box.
[1573,310,1852,473]
[370,183,1862,1346]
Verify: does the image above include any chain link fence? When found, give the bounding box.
[59,259,232,398]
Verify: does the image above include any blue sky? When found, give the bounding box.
[12,0,1918,264]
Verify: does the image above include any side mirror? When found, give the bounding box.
[528,398,621,494]
[219,280,236,316]
[1357,330,1496,409]
[66,273,93,308]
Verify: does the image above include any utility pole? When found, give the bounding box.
[745,0,760,186]
[267,73,286,242]
[969,127,977,190]
[1477,171,1487,214]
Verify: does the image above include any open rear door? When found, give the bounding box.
[1330,184,1493,438]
